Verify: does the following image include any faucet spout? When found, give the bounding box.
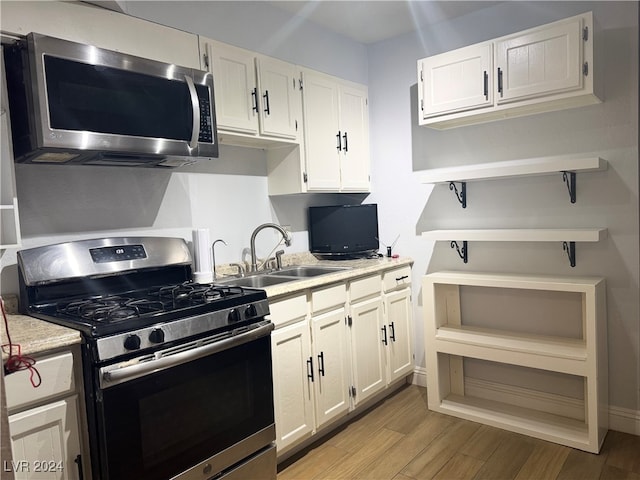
[250,223,292,272]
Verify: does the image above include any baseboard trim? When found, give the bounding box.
[411,368,640,437]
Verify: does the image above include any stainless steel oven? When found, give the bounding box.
[17,237,276,480]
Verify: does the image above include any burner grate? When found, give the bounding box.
[57,296,166,323]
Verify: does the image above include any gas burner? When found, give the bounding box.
[150,282,245,307]
[57,296,166,323]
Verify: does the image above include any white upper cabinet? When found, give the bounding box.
[419,43,493,117]
[496,15,583,103]
[301,68,370,192]
[418,12,600,129]
[205,41,259,135]
[301,71,342,189]
[200,37,301,145]
[256,56,299,140]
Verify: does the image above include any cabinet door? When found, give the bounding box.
[385,289,414,383]
[350,296,386,406]
[204,39,259,134]
[495,16,583,104]
[9,396,82,480]
[339,85,370,192]
[419,43,493,118]
[257,56,299,139]
[311,308,350,428]
[271,322,314,452]
[301,70,341,191]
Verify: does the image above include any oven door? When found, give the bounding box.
[95,322,275,480]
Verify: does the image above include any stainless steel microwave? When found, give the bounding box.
[3,33,218,167]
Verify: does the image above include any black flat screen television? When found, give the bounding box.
[308,204,379,259]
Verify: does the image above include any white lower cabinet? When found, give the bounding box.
[270,265,414,458]
[8,396,82,480]
[5,349,88,480]
[349,295,386,406]
[311,307,350,429]
[271,319,314,451]
[382,267,414,383]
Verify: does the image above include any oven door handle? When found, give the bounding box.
[100,322,274,388]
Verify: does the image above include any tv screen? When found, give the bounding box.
[308,204,379,259]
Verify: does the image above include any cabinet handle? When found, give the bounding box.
[306,357,314,382]
[381,325,388,346]
[389,322,396,342]
[336,131,342,151]
[318,352,325,377]
[74,454,84,480]
[251,88,258,113]
[263,90,271,115]
[483,70,488,100]
[497,68,503,97]
[342,132,348,152]
[395,275,408,282]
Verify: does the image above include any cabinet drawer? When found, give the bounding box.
[311,284,346,313]
[383,266,412,292]
[349,274,381,302]
[268,293,308,329]
[5,351,75,411]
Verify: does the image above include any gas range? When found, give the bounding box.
[17,236,276,480]
[17,236,269,363]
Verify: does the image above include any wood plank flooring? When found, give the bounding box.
[277,385,640,480]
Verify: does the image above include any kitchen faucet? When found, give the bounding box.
[250,223,292,272]
[211,238,226,279]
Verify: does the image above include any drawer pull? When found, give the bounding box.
[395,275,409,282]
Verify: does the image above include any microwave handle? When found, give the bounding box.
[184,74,200,150]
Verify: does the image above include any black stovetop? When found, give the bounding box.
[27,281,267,338]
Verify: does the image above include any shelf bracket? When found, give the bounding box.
[562,241,576,267]
[450,241,468,264]
[561,171,576,204]
[449,181,467,208]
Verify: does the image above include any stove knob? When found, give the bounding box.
[149,328,165,343]
[123,334,141,350]
[228,308,241,323]
[245,304,258,318]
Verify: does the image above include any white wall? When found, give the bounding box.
[0,0,637,422]
[366,1,639,414]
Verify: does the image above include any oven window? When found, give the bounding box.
[100,335,273,480]
[44,56,193,141]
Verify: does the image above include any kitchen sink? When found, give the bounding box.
[269,265,351,278]
[219,274,296,288]
[218,265,352,288]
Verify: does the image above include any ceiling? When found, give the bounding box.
[267,1,501,44]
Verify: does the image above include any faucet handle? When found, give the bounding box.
[275,250,285,270]
[229,263,246,277]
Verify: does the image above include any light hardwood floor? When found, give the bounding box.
[277,385,640,480]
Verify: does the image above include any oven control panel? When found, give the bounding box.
[90,244,147,263]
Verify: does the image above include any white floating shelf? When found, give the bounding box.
[420,156,607,184]
[421,229,607,267]
[421,228,607,242]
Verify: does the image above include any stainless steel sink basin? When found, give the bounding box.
[269,265,351,278]
[218,275,296,288]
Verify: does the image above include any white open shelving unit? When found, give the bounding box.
[423,271,608,453]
